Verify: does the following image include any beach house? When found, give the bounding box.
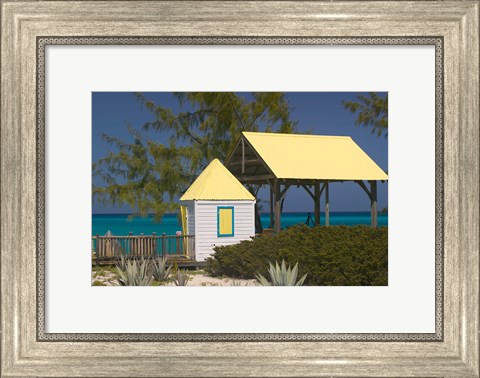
[180,159,256,261]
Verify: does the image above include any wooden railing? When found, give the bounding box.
[92,233,195,262]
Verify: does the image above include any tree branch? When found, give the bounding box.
[228,93,246,131]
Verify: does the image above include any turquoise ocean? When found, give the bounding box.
[92,212,388,236]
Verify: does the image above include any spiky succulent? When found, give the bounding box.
[230,280,252,286]
[116,253,128,272]
[256,260,308,286]
[116,258,152,286]
[151,257,172,282]
[173,269,190,286]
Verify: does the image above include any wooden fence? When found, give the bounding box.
[92,233,195,262]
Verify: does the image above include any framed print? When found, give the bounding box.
[1,1,478,377]
[48,48,431,336]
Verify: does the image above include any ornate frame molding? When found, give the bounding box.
[2,2,478,376]
[36,36,444,343]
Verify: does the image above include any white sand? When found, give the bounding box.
[164,274,257,287]
[91,270,258,287]
[91,270,119,286]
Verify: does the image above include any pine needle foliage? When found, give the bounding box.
[93,92,297,221]
[342,92,388,137]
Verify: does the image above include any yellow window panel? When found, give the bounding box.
[218,207,234,237]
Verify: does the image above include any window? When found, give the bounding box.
[217,206,234,237]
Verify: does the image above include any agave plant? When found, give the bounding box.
[255,260,308,286]
[116,258,153,286]
[116,252,128,272]
[173,269,190,286]
[151,257,172,282]
[231,280,250,286]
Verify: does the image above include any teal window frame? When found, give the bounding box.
[217,206,234,237]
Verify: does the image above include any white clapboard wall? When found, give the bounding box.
[185,200,255,261]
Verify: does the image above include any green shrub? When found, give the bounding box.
[205,225,388,286]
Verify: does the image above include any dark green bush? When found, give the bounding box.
[205,224,388,286]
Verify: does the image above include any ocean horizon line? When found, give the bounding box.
[92,211,388,235]
[92,210,387,216]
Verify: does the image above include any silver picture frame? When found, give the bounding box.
[1,1,478,376]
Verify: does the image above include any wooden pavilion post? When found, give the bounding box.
[314,181,321,226]
[325,181,330,226]
[241,137,245,173]
[274,180,282,233]
[370,180,378,228]
[355,180,379,229]
[269,183,274,228]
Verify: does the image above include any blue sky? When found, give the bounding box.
[92,92,388,213]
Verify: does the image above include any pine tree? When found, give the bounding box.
[93,92,297,221]
[342,92,388,137]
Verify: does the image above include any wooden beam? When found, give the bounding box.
[275,179,347,186]
[370,180,378,228]
[314,181,321,226]
[236,174,275,183]
[280,184,290,198]
[241,136,276,178]
[301,184,315,200]
[325,181,330,226]
[224,136,242,166]
[228,158,262,167]
[251,163,266,176]
[274,180,281,233]
[355,180,372,199]
[269,184,274,228]
[226,136,276,186]
[241,137,245,173]
[319,182,326,197]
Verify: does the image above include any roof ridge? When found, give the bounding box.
[243,131,351,139]
[240,131,387,181]
[197,159,217,197]
[180,158,255,201]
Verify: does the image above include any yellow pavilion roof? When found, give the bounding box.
[180,159,255,201]
[242,132,388,180]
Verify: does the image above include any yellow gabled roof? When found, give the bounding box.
[242,132,388,181]
[180,159,255,201]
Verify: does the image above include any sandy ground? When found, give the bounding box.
[91,270,119,286]
[91,269,258,286]
[164,274,258,287]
